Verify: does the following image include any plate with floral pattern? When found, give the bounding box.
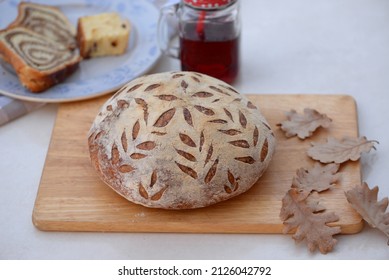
[0,0,161,103]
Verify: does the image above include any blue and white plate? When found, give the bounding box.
[0,0,161,103]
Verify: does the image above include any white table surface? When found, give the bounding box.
[1,0,389,259]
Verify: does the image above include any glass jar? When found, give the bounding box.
[158,0,241,84]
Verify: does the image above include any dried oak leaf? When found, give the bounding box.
[292,163,340,198]
[280,189,341,254]
[307,136,379,164]
[345,182,389,243]
[277,108,332,139]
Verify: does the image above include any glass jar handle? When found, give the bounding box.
[157,2,180,59]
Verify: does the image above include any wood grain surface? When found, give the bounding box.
[33,94,363,233]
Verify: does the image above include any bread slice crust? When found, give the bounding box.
[0,27,80,93]
[7,2,77,50]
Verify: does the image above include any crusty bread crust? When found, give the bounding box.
[88,72,276,209]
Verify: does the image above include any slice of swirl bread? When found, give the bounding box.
[88,71,276,209]
[7,2,77,50]
[0,27,81,92]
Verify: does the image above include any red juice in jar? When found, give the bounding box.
[178,1,240,84]
[180,36,239,84]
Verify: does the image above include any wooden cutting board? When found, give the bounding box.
[33,94,363,234]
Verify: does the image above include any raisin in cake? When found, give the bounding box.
[77,12,130,58]
[7,2,77,50]
[0,27,81,93]
[88,71,276,209]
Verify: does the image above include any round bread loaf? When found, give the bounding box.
[88,71,275,209]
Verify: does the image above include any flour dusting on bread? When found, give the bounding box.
[88,71,276,209]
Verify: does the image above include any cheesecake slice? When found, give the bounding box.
[77,12,131,58]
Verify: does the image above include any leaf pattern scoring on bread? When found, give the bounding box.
[88,72,275,209]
